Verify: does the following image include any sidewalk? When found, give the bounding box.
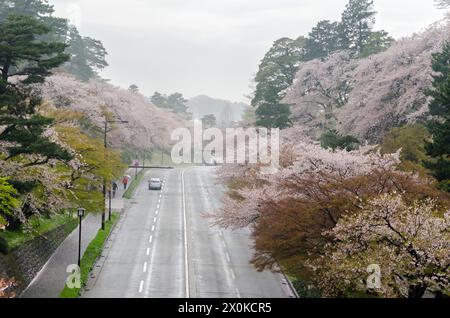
[21,186,127,298]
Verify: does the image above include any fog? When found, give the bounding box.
[50,0,445,102]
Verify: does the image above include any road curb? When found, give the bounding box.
[81,213,123,296]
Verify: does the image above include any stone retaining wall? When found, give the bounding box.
[0,222,75,296]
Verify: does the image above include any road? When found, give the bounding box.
[84,166,292,298]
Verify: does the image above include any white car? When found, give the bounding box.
[148,178,162,190]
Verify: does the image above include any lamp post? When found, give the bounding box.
[102,117,128,230]
[77,208,86,267]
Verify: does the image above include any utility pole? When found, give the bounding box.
[102,116,128,230]
[102,120,107,231]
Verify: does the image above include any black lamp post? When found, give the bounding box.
[77,208,86,267]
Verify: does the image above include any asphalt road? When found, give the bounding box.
[84,167,292,298]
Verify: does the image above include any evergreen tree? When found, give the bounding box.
[0,14,72,165]
[151,92,168,108]
[252,37,305,128]
[151,92,192,118]
[255,102,292,129]
[320,130,360,151]
[201,114,217,128]
[341,0,377,53]
[304,20,342,60]
[358,30,394,57]
[167,93,189,114]
[128,84,139,93]
[63,25,108,81]
[425,42,450,191]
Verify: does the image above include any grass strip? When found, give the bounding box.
[60,213,119,298]
[123,169,145,199]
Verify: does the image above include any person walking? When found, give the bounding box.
[122,176,129,190]
[112,181,118,198]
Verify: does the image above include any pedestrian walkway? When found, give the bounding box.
[20,171,136,298]
[21,213,102,298]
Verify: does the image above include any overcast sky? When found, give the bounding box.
[50,0,446,103]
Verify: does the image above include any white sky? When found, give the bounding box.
[50,0,446,102]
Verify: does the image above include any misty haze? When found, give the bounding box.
[0,0,449,307]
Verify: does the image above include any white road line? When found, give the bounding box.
[143,262,148,273]
[139,280,144,293]
[155,210,159,215]
[230,269,236,280]
[146,247,150,256]
[149,235,153,243]
[157,204,160,209]
[151,225,155,232]
[226,252,231,263]
[181,170,190,298]
[235,288,241,298]
[153,217,157,223]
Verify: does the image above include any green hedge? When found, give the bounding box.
[60,213,119,298]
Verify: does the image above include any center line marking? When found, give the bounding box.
[157,204,160,209]
[226,253,231,263]
[139,280,144,293]
[153,217,157,223]
[155,210,159,215]
[149,235,153,243]
[143,262,148,273]
[146,247,150,256]
[151,225,155,232]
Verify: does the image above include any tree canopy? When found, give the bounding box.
[425,42,450,191]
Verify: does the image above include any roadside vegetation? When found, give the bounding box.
[60,213,119,298]
[214,0,450,298]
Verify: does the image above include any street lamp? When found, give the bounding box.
[102,117,128,230]
[77,208,86,267]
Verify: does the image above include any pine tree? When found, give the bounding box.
[0,14,72,165]
[255,102,292,129]
[63,25,109,81]
[341,0,377,53]
[425,42,450,191]
[304,20,342,60]
[252,37,305,128]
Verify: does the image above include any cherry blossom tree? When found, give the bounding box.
[284,20,450,142]
[310,194,450,298]
[212,138,448,291]
[42,73,188,151]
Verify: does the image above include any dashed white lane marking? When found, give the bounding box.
[146,247,150,256]
[151,225,155,232]
[181,170,190,298]
[153,217,157,223]
[235,288,241,298]
[225,252,231,263]
[157,204,160,209]
[155,210,159,215]
[230,269,236,280]
[149,235,153,243]
[139,280,144,293]
[143,262,148,273]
